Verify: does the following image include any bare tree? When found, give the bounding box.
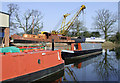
[7,3,19,34]
[70,19,87,36]
[94,9,117,40]
[32,10,43,34]
[15,9,43,34]
[15,9,33,33]
[7,3,43,34]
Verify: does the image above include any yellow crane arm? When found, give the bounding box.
[57,5,86,35]
[60,13,70,34]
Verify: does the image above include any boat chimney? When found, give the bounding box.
[52,39,54,51]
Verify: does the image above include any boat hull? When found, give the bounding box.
[61,43,102,60]
[2,63,64,82]
[0,50,64,82]
[61,49,102,60]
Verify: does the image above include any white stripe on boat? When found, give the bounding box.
[62,50,74,53]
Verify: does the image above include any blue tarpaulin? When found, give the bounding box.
[0,32,4,37]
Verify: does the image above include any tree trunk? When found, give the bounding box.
[105,31,107,41]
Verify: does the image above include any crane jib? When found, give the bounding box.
[52,5,86,36]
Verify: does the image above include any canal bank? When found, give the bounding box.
[102,41,120,49]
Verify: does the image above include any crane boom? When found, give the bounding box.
[57,5,86,35]
[60,13,70,33]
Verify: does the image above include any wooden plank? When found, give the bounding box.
[4,28,9,47]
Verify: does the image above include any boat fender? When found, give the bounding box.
[57,52,60,60]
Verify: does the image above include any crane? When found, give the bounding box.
[52,5,86,36]
[58,5,86,35]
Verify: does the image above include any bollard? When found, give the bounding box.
[52,39,54,51]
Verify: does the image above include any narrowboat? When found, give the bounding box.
[65,51,102,65]
[61,43,102,60]
[0,46,64,82]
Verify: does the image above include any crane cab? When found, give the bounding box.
[38,31,51,39]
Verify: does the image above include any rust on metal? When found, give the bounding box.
[11,34,75,43]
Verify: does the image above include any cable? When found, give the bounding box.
[53,17,63,31]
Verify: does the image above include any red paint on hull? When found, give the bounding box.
[0,50,64,81]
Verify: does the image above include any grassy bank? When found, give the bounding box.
[102,41,120,49]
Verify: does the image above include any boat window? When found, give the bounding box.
[33,36,35,38]
[59,37,67,40]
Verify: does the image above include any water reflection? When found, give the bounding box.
[51,77,62,83]
[64,53,102,81]
[33,69,64,83]
[63,48,119,81]
[108,47,120,60]
[94,49,118,81]
[64,66,78,81]
[115,47,120,60]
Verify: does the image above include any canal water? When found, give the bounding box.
[52,47,120,82]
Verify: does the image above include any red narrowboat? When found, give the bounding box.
[0,49,64,82]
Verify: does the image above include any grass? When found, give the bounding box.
[102,41,120,49]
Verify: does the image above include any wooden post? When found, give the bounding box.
[4,28,9,47]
